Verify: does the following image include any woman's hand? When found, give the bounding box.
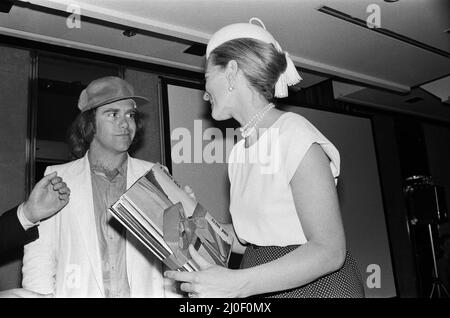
[164,245,246,298]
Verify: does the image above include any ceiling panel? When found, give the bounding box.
[0,0,448,99]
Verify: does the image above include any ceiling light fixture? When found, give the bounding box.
[123,29,137,37]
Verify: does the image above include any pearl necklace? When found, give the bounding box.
[239,103,275,138]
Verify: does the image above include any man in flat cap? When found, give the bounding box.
[22,77,179,297]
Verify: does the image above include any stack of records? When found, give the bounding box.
[109,163,233,272]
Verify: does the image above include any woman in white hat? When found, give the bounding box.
[165,19,364,298]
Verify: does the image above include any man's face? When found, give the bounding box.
[92,99,137,155]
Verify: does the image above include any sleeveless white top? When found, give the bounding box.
[228,112,340,246]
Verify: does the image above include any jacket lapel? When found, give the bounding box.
[71,153,104,296]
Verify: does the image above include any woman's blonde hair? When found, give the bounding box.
[209,38,287,101]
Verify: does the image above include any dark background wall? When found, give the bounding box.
[0,46,30,290]
[125,68,163,163]
[371,115,418,297]
[423,123,450,214]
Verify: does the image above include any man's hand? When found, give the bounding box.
[22,172,71,223]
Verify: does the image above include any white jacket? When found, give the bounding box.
[22,153,180,297]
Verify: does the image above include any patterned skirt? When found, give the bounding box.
[240,245,365,298]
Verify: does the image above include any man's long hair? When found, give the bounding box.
[67,108,144,159]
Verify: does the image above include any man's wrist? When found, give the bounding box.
[17,203,40,230]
